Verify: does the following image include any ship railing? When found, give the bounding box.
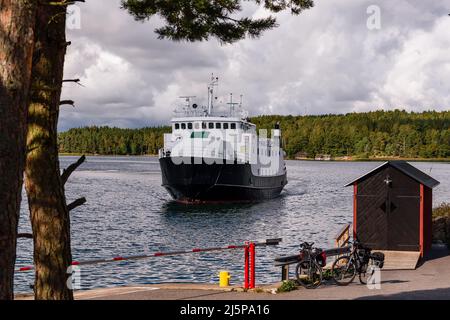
[173,104,247,119]
[174,109,208,117]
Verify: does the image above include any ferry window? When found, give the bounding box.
[191,131,210,139]
[175,123,180,130]
[223,123,229,129]
[188,123,193,129]
[202,122,207,129]
[194,123,200,129]
[215,123,221,129]
[181,123,186,129]
[209,123,214,129]
[230,123,236,129]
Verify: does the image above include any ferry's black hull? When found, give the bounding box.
[159,157,287,203]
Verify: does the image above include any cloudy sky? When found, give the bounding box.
[60,0,450,131]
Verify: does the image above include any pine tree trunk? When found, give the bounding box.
[25,3,73,300]
[0,0,37,300]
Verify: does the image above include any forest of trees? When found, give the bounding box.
[58,110,450,159]
[58,126,169,155]
[253,110,450,159]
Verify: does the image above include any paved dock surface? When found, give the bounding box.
[17,247,450,300]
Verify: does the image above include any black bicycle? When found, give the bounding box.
[295,242,327,289]
[331,240,384,286]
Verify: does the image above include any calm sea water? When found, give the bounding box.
[14,157,450,293]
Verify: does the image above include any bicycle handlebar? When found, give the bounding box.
[300,242,314,248]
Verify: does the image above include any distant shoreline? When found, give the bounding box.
[292,158,450,163]
[293,156,450,162]
[59,153,158,157]
[58,153,449,163]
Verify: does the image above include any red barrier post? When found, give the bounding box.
[244,244,249,289]
[249,242,255,289]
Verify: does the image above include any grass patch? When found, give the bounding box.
[433,203,450,218]
[322,268,334,281]
[276,280,298,293]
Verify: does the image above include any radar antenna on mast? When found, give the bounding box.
[227,93,239,117]
[178,96,196,116]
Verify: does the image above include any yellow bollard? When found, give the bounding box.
[219,270,231,287]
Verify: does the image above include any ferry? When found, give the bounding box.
[158,76,288,203]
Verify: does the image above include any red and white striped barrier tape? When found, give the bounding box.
[16,238,281,273]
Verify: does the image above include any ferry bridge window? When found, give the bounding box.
[209,123,214,129]
[223,123,229,129]
[230,123,236,129]
[202,122,207,129]
[194,123,200,129]
[175,123,180,130]
[215,123,221,129]
[188,123,193,129]
[191,131,210,139]
[181,123,186,129]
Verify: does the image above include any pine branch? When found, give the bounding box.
[47,0,85,6]
[63,79,80,83]
[61,155,85,185]
[60,100,75,107]
[122,0,314,44]
[67,197,86,211]
[63,79,84,87]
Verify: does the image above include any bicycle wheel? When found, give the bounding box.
[359,264,376,285]
[295,259,323,289]
[331,256,356,286]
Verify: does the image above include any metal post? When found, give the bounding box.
[249,242,255,289]
[281,265,289,281]
[244,244,249,289]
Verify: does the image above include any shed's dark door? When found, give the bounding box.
[385,168,420,251]
[357,167,420,251]
[356,171,389,249]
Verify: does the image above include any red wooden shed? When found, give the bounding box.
[345,161,440,257]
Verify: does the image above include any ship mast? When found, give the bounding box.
[207,74,219,116]
[227,93,239,117]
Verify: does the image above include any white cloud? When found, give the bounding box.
[375,17,450,110]
[61,40,155,129]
